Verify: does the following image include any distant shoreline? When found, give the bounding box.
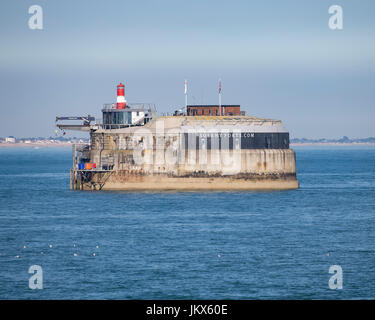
[0,143,74,148]
[291,143,375,147]
[1,142,375,148]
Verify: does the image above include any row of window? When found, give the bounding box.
[188,109,239,116]
[189,109,219,116]
[103,111,132,125]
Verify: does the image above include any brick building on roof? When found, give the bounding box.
[186,105,245,116]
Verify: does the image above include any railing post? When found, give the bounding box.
[72,144,76,170]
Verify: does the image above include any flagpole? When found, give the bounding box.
[184,80,188,113]
[219,79,222,116]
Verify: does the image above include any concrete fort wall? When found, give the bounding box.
[85,131,298,190]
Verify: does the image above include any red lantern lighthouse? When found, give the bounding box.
[116,83,127,109]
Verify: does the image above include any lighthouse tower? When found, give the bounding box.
[116,83,127,109]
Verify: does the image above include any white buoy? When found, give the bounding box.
[49,244,53,248]
[15,255,20,259]
[218,254,221,258]
[23,245,27,249]
[73,253,78,257]
[96,245,99,249]
[92,253,96,256]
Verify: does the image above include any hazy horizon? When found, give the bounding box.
[1,0,374,139]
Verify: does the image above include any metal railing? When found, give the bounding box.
[101,123,139,130]
[75,143,91,152]
[99,103,157,129]
[102,102,156,111]
[72,143,115,172]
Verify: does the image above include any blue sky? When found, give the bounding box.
[0,0,374,138]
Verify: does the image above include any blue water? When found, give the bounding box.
[0,146,374,299]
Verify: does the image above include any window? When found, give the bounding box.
[202,109,204,115]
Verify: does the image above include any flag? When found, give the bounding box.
[219,79,222,94]
[184,80,187,94]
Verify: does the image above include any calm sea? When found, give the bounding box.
[0,146,374,299]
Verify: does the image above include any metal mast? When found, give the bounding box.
[184,79,188,112]
[219,79,222,116]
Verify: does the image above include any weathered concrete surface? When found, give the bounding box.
[83,116,298,191]
[98,175,298,191]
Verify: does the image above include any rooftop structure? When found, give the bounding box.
[56,83,157,132]
[186,105,244,116]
